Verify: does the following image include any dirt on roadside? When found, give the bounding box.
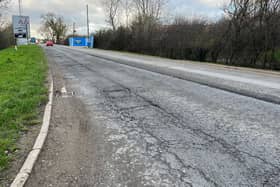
[0,125,41,187]
[25,52,110,187]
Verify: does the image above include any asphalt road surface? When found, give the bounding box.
[27,45,280,187]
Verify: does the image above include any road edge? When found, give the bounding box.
[10,73,54,187]
[70,47,280,105]
[69,46,280,76]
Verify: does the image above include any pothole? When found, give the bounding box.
[103,88,131,99]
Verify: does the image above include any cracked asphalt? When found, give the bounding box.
[27,46,280,187]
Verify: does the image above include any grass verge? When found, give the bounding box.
[0,45,47,171]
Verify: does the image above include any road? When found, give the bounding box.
[26,45,280,187]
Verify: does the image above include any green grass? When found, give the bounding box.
[0,45,47,171]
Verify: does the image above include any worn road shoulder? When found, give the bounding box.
[24,50,103,187]
[10,73,54,187]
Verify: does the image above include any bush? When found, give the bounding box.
[0,25,14,50]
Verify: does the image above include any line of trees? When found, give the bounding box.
[95,0,280,70]
[0,0,13,50]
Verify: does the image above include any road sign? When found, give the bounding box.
[69,36,94,48]
[17,38,29,45]
[12,15,30,45]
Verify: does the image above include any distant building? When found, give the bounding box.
[69,36,94,48]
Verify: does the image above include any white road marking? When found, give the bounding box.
[61,86,67,94]
[61,86,68,98]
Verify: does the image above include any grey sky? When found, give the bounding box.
[6,0,229,38]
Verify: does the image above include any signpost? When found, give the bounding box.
[12,15,30,45]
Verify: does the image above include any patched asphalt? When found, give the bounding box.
[27,46,280,187]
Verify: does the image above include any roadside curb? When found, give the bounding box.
[10,74,54,187]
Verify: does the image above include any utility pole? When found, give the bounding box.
[73,22,76,37]
[86,4,90,47]
[18,0,22,16]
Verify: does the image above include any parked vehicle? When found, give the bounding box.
[46,41,54,46]
[30,37,36,44]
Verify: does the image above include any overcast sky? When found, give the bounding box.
[6,0,229,38]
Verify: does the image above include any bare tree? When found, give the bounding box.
[121,0,133,27]
[38,25,54,41]
[258,0,280,68]
[0,0,10,29]
[133,0,167,19]
[131,0,168,44]
[103,0,121,30]
[0,0,13,49]
[40,13,68,42]
[223,0,280,68]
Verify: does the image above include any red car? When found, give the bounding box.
[46,41,54,46]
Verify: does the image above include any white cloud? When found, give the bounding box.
[198,0,230,7]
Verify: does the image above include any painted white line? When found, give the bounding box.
[10,74,54,187]
[61,86,67,94]
[61,86,68,98]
